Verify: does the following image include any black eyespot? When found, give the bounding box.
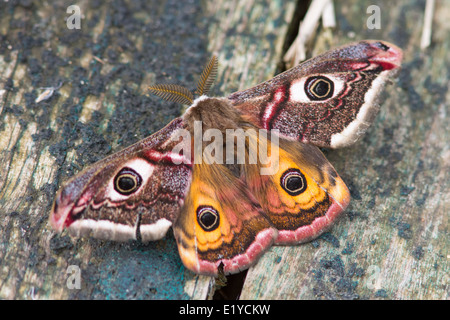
[197,206,220,231]
[280,169,307,196]
[305,76,334,101]
[114,167,142,195]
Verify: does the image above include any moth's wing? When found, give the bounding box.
[229,40,403,149]
[242,129,350,244]
[50,118,193,242]
[173,161,277,276]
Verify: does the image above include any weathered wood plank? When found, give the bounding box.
[205,0,296,94]
[240,0,449,300]
[2,0,446,301]
[0,0,296,299]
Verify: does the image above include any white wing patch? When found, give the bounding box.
[139,218,173,242]
[68,217,173,242]
[68,219,138,241]
[289,74,345,103]
[105,158,155,201]
[330,70,390,148]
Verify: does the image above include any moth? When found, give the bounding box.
[50,40,402,276]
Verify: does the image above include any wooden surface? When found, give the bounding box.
[0,0,448,300]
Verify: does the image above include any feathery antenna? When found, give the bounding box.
[195,55,218,96]
[148,84,194,105]
[148,56,218,105]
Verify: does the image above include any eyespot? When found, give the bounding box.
[304,76,334,101]
[197,206,220,231]
[114,167,142,195]
[280,169,307,196]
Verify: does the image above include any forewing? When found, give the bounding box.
[229,40,403,148]
[50,118,193,242]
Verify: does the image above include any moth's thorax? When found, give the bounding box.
[183,96,241,132]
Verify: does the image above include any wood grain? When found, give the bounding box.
[0,0,447,300]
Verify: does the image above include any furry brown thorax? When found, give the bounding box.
[183,96,242,133]
[182,95,258,176]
